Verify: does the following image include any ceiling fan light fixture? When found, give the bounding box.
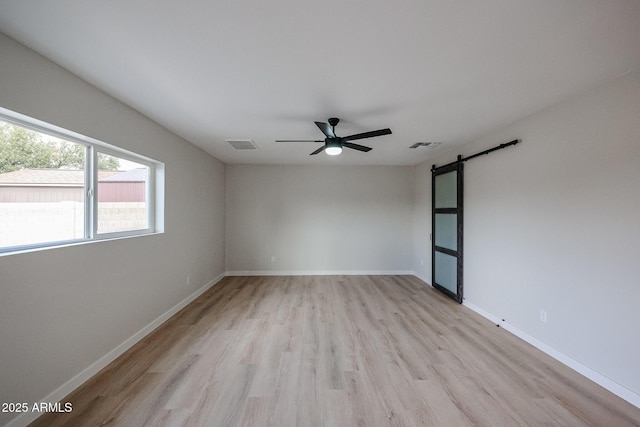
[325,146,342,155]
[325,140,342,155]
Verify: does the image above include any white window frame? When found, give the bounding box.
[0,107,164,255]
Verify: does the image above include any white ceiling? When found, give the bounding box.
[1,1,639,166]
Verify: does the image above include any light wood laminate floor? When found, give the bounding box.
[31,275,640,426]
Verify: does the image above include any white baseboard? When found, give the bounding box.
[225,270,416,276]
[463,300,640,409]
[6,273,226,427]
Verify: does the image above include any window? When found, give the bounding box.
[0,107,163,254]
[97,153,150,235]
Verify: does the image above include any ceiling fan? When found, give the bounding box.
[276,117,392,156]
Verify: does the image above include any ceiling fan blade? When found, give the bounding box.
[315,121,335,138]
[310,146,326,155]
[343,142,372,152]
[275,140,324,142]
[343,128,391,142]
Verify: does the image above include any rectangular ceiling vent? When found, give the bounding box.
[226,139,257,150]
[409,142,441,149]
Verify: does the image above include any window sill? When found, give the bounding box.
[0,231,164,257]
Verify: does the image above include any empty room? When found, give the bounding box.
[1,1,640,426]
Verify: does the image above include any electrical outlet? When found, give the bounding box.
[540,310,547,323]
[271,256,276,263]
[186,276,190,285]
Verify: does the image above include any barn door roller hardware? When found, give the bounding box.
[431,139,520,172]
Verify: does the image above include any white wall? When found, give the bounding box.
[414,69,640,400]
[0,33,226,426]
[412,163,432,284]
[226,165,414,274]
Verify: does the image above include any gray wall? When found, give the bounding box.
[414,69,640,399]
[0,33,226,426]
[226,165,414,274]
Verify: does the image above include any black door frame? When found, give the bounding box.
[431,157,464,303]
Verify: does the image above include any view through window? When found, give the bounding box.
[0,111,161,253]
[0,119,87,248]
[97,153,149,234]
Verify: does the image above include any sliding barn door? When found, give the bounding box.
[432,160,463,303]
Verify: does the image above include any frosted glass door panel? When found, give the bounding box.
[435,171,457,208]
[435,252,458,294]
[435,214,457,251]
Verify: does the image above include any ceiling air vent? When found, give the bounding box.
[226,139,257,150]
[409,142,441,149]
